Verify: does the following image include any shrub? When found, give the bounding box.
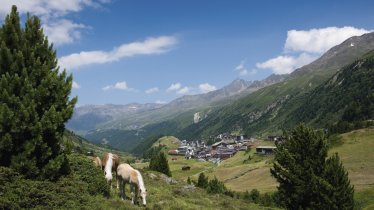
[206,177,226,194]
[197,172,208,188]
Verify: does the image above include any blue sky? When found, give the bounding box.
[1,0,374,105]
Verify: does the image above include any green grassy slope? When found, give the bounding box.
[329,128,374,191]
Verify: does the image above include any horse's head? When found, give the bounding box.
[139,188,147,206]
[104,169,113,184]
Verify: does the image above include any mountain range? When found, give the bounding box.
[67,32,374,152]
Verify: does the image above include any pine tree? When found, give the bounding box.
[271,124,355,209]
[323,153,355,210]
[0,6,76,180]
[206,176,226,194]
[187,176,191,185]
[270,124,329,209]
[197,172,208,188]
[149,152,172,177]
[249,189,260,203]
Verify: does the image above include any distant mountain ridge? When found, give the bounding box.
[67,74,286,134]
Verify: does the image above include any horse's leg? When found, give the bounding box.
[123,182,126,200]
[116,171,119,189]
[118,178,122,199]
[130,184,135,204]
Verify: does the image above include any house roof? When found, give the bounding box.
[256,146,277,149]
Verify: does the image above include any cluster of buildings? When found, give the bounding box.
[168,134,259,164]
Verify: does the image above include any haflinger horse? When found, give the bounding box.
[117,163,147,206]
[102,153,120,189]
[88,156,102,168]
[93,156,102,168]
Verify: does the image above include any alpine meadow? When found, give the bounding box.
[1,1,374,210]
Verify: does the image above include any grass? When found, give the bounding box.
[152,136,180,150]
[329,128,374,191]
[355,187,374,210]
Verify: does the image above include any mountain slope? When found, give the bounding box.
[177,32,374,139]
[290,50,374,127]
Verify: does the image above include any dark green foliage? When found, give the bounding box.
[0,6,76,180]
[249,189,260,203]
[0,154,109,209]
[323,153,355,210]
[292,52,374,130]
[149,152,172,177]
[271,124,329,209]
[271,124,354,209]
[206,176,226,194]
[197,172,208,188]
[67,154,110,197]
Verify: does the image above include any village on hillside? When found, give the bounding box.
[167,134,281,164]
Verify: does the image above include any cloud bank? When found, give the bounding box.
[59,36,177,71]
[145,87,159,94]
[257,26,372,74]
[199,83,217,93]
[102,81,129,91]
[0,0,110,46]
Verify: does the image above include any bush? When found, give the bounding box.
[206,177,226,194]
[197,173,208,188]
[67,154,110,197]
[249,189,260,203]
[149,152,172,177]
[0,154,110,209]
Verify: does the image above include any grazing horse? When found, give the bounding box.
[88,156,102,168]
[102,153,120,189]
[117,163,147,206]
[94,156,102,168]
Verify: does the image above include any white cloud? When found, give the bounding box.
[177,87,190,94]
[0,0,109,46]
[199,83,217,93]
[285,26,372,54]
[43,19,87,46]
[145,87,159,94]
[256,53,317,74]
[102,81,129,91]
[235,60,257,76]
[155,100,167,104]
[72,81,81,89]
[59,36,177,70]
[166,83,182,92]
[257,26,372,74]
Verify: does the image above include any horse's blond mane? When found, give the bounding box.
[135,169,146,192]
[104,153,113,180]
